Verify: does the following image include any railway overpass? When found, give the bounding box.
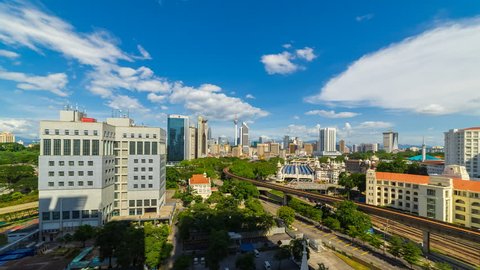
[224,168,480,252]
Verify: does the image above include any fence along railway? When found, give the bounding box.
[223,167,480,252]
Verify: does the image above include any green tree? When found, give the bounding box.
[274,246,290,270]
[402,241,422,268]
[206,230,230,270]
[277,206,296,227]
[96,221,127,268]
[166,167,181,189]
[338,172,356,200]
[0,165,35,185]
[206,191,224,204]
[367,233,383,249]
[323,217,341,231]
[173,255,192,270]
[387,235,404,258]
[434,262,452,270]
[73,224,96,247]
[335,201,371,235]
[235,253,256,270]
[289,239,309,262]
[144,222,172,269]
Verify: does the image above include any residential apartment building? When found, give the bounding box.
[383,131,399,153]
[445,127,480,178]
[318,128,340,156]
[0,132,15,143]
[366,166,480,229]
[39,108,166,240]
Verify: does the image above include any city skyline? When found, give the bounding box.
[2,1,480,145]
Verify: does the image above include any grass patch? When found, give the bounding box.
[269,190,284,197]
[334,252,370,270]
[0,192,38,208]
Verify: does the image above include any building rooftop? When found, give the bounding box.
[189,174,210,185]
[463,127,480,130]
[408,155,441,161]
[375,172,480,192]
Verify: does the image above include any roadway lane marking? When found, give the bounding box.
[322,233,330,236]
[361,251,368,255]
[344,243,351,247]
[352,247,359,251]
[336,239,343,243]
[328,235,337,240]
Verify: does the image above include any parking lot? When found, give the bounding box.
[217,249,298,270]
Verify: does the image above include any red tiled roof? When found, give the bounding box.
[375,172,480,193]
[189,174,210,185]
[463,127,480,130]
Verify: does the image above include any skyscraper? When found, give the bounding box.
[233,116,238,146]
[283,135,290,150]
[197,116,208,158]
[383,131,399,153]
[445,127,480,178]
[167,115,189,162]
[239,122,249,154]
[188,126,197,160]
[318,127,337,153]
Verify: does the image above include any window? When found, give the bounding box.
[88,171,93,176]
[91,210,99,218]
[52,211,60,220]
[53,139,61,155]
[141,167,146,172]
[455,214,466,221]
[146,134,150,138]
[152,142,158,155]
[65,130,70,135]
[49,161,54,166]
[130,133,134,138]
[55,129,59,135]
[68,161,74,166]
[134,184,138,188]
[134,176,138,180]
[78,171,84,176]
[72,210,80,219]
[145,142,150,155]
[74,130,79,135]
[134,159,138,163]
[48,182,54,187]
[83,140,90,155]
[93,130,98,136]
[137,200,142,206]
[148,167,153,171]
[139,134,142,138]
[129,209,136,215]
[78,181,84,186]
[88,161,93,166]
[406,203,410,208]
[153,134,157,139]
[87,181,93,186]
[92,140,99,155]
[84,130,88,135]
[59,171,65,176]
[141,176,146,180]
[59,161,65,166]
[151,199,157,206]
[427,189,436,196]
[137,142,143,155]
[42,212,50,221]
[141,184,145,188]
[141,159,146,163]
[82,210,90,218]
[148,184,153,188]
[134,167,138,172]
[62,211,70,220]
[129,200,135,207]
[73,139,81,155]
[137,209,143,215]
[123,133,127,138]
[59,181,64,187]
[63,139,71,155]
[144,199,150,206]
[129,141,135,155]
[44,129,49,135]
[68,181,74,186]
[148,176,153,180]
[43,139,51,155]
[69,171,74,176]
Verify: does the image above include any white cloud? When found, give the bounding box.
[296,47,316,61]
[0,69,68,96]
[137,45,151,60]
[282,44,292,49]
[357,121,393,129]
[245,94,255,99]
[199,83,222,92]
[306,19,480,116]
[305,110,359,118]
[284,124,320,139]
[169,83,269,121]
[0,118,37,138]
[147,93,167,103]
[356,14,374,22]
[107,95,149,113]
[293,115,300,120]
[260,52,299,75]
[0,49,20,59]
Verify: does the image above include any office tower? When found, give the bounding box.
[39,108,166,240]
[207,127,212,140]
[338,140,346,153]
[352,144,359,153]
[304,143,313,156]
[270,143,280,156]
[233,116,238,146]
[0,132,15,143]
[383,131,399,153]
[239,122,249,154]
[167,115,189,162]
[360,143,378,153]
[445,127,480,178]
[283,135,290,150]
[188,126,197,160]
[197,116,208,158]
[318,127,337,153]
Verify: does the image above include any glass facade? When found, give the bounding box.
[167,117,187,162]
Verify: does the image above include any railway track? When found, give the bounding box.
[371,215,480,266]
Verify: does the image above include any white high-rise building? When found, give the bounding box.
[383,131,399,153]
[0,132,15,143]
[39,108,166,241]
[445,127,480,179]
[239,122,249,154]
[318,128,338,156]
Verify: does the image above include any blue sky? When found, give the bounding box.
[1,0,480,146]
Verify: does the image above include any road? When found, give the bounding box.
[260,200,408,270]
[0,201,38,215]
